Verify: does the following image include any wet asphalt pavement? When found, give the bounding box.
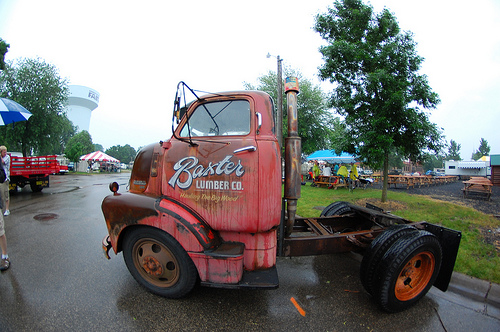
[0,173,499,331]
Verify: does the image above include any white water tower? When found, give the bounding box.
[65,85,99,132]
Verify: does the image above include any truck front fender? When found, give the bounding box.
[154,196,221,252]
[102,193,220,255]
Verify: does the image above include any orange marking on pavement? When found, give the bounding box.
[290,297,306,317]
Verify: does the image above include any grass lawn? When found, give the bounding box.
[296,184,500,284]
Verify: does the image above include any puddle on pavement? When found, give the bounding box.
[33,213,60,222]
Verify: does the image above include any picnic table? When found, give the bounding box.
[387,175,415,189]
[435,175,458,184]
[462,177,492,200]
[370,173,382,183]
[314,175,348,189]
[413,175,432,187]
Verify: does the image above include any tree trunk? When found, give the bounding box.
[381,152,389,202]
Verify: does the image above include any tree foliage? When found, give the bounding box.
[93,143,104,152]
[421,152,444,172]
[0,57,75,156]
[64,130,94,162]
[105,144,136,164]
[471,138,490,160]
[446,139,462,161]
[244,69,339,154]
[0,38,9,70]
[314,0,444,201]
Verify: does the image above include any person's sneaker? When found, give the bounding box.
[0,258,10,271]
[3,210,9,216]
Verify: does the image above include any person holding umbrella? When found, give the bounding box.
[0,97,33,271]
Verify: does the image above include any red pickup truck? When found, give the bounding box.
[9,155,61,192]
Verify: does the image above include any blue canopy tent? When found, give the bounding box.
[306,150,357,164]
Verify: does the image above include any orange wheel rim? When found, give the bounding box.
[133,238,180,288]
[395,251,435,301]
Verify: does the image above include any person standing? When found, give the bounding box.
[323,163,332,176]
[0,146,10,216]
[0,212,8,270]
[337,164,348,183]
[312,161,321,181]
[333,163,339,174]
[0,146,9,270]
[349,162,359,189]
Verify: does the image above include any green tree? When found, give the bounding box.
[471,138,490,160]
[0,57,72,156]
[244,69,338,154]
[0,38,9,70]
[421,152,444,172]
[446,139,462,161]
[93,143,104,152]
[314,0,444,202]
[39,115,76,155]
[105,144,136,163]
[388,149,404,171]
[64,130,94,162]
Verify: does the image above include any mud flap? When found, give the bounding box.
[424,223,462,291]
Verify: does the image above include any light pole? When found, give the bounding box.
[267,53,283,150]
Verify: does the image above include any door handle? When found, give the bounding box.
[256,112,262,134]
[234,146,257,154]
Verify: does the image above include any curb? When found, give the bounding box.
[447,272,500,310]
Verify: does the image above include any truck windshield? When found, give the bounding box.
[179,100,250,137]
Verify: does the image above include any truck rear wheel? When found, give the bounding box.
[30,182,43,192]
[123,228,198,298]
[360,224,417,295]
[320,201,352,216]
[372,230,442,312]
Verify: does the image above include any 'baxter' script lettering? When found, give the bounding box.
[168,155,244,190]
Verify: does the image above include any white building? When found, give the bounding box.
[65,85,99,132]
[444,160,491,178]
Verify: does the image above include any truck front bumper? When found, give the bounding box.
[102,235,112,260]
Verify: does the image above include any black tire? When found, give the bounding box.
[372,230,442,312]
[360,225,418,295]
[123,228,198,298]
[320,201,344,216]
[320,201,352,217]
[30,182,43,192]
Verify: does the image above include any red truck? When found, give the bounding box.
[9,155,61,192]
[101,81,461,312]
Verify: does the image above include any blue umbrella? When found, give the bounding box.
[0,97,33,125]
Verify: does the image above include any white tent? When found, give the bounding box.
[80,151,120,163]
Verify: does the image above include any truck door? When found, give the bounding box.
[164,97,261,232]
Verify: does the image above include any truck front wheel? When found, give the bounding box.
[123,228,198,298]
[372,231,442,312]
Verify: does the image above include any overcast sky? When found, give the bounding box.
[1,0,499,160]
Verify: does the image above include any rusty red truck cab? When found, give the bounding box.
[101,83,461,312]
[102,90,282,296]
